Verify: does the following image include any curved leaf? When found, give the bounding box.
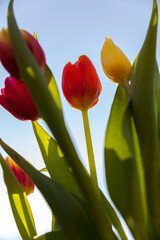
[100,192,127,240]
[105,86,133,217]
[105,86,149,239]
[131,0,160,237]
[44,65,62,112]
[32,121,83,199]
[155,64,160,160]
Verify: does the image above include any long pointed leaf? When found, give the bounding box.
[32,121,83,199]
[105,86,133,218]
[100,192,127,240]
[131,0,160,236]
[44,65,62,113]
[155,64,160,161]
[105,86,149,239]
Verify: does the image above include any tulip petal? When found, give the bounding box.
[0,76,39,121]
[0,28,46,78]
[5,157,34,196]
[62,55,102,110]
[101,37,132,84]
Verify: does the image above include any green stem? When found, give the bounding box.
[82,109,100,199]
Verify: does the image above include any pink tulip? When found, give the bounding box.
[0,28,46,79]
[0,76,39,121]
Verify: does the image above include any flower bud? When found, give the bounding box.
[0,76,39,121]
[62,55,102,110]
[5,157,34,196]
[0,28,46,79]
[101,37,132,84]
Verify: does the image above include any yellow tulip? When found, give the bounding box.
[101,37,132,85]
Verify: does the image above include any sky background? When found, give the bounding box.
[0,0,159,239]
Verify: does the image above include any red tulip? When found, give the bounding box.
[0,76,39,121]
[62,55,102,110]
[5,157,34,196]
[0,28,46,79]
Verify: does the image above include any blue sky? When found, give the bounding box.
[0,0,159,239]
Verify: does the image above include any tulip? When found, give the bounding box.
[62,55,101,196]
[62,55,102,110]
[5,157,34,196]
[0,28,46,79]
[101,37,132,85]
[0,75,39,121]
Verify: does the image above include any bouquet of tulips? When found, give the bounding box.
[0,0,160,239]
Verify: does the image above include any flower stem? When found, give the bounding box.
[82,109,100,199]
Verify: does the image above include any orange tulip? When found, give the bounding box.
[5,157,34,196]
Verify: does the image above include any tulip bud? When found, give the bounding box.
[5,157,34,196]
[62,55,102,110]
[0,76,39,121]
[0,28,46,79]
[101,37,132,84]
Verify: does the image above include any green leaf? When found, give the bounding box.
[104,86,137,236]
[155,64,160,159]
[0,139,102,240]
[51,214,61,232]
[33,230,67,240]
[7,2,115,239]
[100,192,128,240]
[131,0,160,237]
[51,214,56,231]
[105,86,133,217]
[33,122,126,239]
[131,0,158,167]
[124,109,150,239]
[32,121,83,199]
[39,167,48,172]
[105,86,149,239]
[44,65,62,113]
[0,154,36,240]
